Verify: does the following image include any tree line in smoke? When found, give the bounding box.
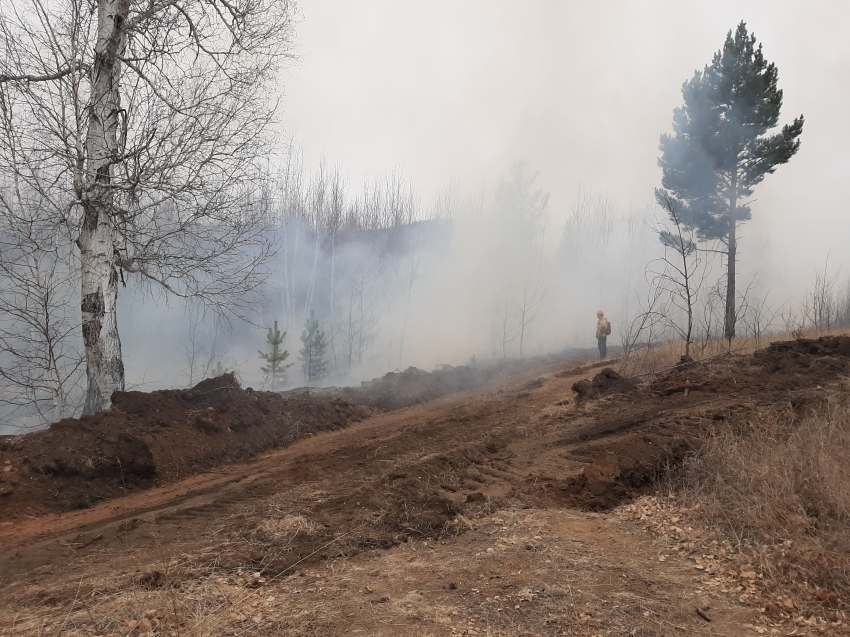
[178,156,621,394]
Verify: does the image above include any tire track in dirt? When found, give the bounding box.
[0,366,594,582]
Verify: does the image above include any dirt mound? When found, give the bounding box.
[0,359,551,519]
[752,334,850,374]
[356,364,492,410]
[0,373,374,516]
[193,336,850,523]
[571,367,636,400]
[554,335,850,509]
[562,435,694,509]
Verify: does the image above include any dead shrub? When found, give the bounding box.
[672,401,850,589]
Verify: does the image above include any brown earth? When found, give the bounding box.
[1,359,581,518]
[1,336,849,636]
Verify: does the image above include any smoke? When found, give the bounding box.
[3,2,849,433]
[84,156,659,400]
[283,1,850,291]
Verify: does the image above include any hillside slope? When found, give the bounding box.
[1,336,848,636]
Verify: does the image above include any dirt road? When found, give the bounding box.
[2,337,849,636]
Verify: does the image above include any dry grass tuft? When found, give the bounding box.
[670,396,850,591]
[258,514,322,540]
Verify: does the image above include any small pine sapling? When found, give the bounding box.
[300,311,329,383]
[259,321,292,391]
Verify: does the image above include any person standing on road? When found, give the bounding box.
[596,310,611,359]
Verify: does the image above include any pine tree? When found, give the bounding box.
[299,311,329,383]
[657,21,804,340]
[258,321,292,391]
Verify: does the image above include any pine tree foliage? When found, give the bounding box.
[258,321,291,390]
[657,21,804,338]
[299,311,329,383]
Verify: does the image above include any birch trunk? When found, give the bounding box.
[303,232,320,320]
[329,234,338,368]
[79,0,128,414]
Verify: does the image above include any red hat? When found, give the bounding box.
[597,310,604,316]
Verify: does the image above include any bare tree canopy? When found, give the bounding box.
[0,0,297,413]
[0,186,84,425]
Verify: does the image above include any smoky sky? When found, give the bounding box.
[280,1,850,292]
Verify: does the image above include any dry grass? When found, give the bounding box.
[0,521,343,636]
[668,393,850,591]
[3,508,708,637]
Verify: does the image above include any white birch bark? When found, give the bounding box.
[79,0,128,414]
[1,0,294,419]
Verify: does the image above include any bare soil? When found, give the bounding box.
[0,359,579,517]
[1,336,849,636]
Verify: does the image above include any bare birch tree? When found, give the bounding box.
[0,0,295,413]
[324,164,345,369]
[336,263,380,374]
[515,261,546,358]
[181,302,230,387]
[649,190,705,359]
[397,253,420,367]
[805,256,840,334]
[0,185,85,424]
[491,296,518,359]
